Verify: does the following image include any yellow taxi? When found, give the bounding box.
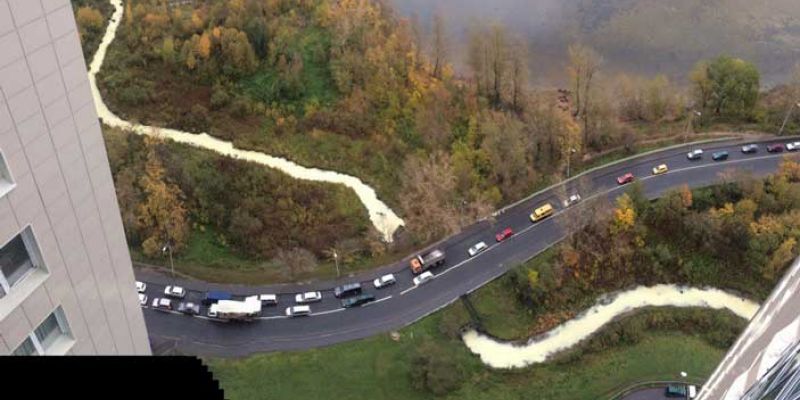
[652,164,669,175]
[530,203,555,222]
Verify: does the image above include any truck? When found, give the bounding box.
[409,249,446,274]
[208,297,262,322]
[202,290,232,306]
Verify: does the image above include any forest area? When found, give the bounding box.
[73,0,800,282]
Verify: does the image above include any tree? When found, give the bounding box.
[693,56,760,118]
[509,37,528,113]
[431,11,448,79]
[409,340,464,396]
[76,6,104,33]
[135,138,190,257]
[568,43,603,148]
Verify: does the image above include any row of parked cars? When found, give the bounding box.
[287,275,400,316]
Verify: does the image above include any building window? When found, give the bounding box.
[12,307,72,355]
[0,149,13,199]
[0,227,44,298]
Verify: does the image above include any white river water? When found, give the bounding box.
[462,284,760,368]
[88,0,405,242]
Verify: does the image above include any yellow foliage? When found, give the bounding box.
[197,32,212,59]
[611,194,636,234]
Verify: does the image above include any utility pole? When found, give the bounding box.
[778,102,800,136]
[566,147,577,179]
[162,243,175,281]
[333,250,340,278]
[684,110,701,143]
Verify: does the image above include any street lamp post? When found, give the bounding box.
[566,147,577,179]
[778,102,800,136]
[162,243,175,281]
[684,111,702,143]
[333,250,340,278]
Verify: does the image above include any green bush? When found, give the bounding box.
[409,340,465,396]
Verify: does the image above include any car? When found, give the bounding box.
[712,151,729,161]
[652,164,669,175]
[786,141,800,151]
[285,305,312,317]
[530,203,555,222]
[562,194,581,208]
[617,172,634,185]
[767,143,785,153]
[136,281,146,293]
[334,282,362,298]
[413,271,435,286]
[373,274,397,289]
[151,297,172,311]
[164,285,186,298]
[257,294,278,305]
[295,291,322,304]
[468,241,488,257]
[177,302,200,316]
[686,149,704,160]
[495,227,513,242]
[341,293,376,308]
[138,293,148,306]
[741,144,759,153]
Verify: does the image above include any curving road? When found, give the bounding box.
[141,136,800,357]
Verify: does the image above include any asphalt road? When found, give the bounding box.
[140,136,800,357]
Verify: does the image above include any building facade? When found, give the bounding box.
[0,0,149,355]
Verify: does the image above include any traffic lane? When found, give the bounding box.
[144,213,565,356]
[620,387,672,400]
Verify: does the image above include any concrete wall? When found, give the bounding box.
[0,0,150,355]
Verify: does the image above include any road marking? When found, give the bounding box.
[362,295,392,307]
[312,307,345,316]
[400,286,416,295]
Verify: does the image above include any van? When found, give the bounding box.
[203,290,232,305]
[334,282,362,298]
[285,305,311,317]
[530,203,555,222]
[247,294,278,306]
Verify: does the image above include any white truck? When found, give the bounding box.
[208,297,262,322]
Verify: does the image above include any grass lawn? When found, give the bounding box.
[207,307,725,400]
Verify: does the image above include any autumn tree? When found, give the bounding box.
[431,11,448,79]
[568,43,603,148]
[135,138,190,257]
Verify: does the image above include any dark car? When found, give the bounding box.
[712,151,729,161]
[767,143,785,153]
[177,302,200,316]
[741,144,759,153]
[495,227,514,242]
[334,282,362,298]
[616,172,634,185]
[341,293,376,308]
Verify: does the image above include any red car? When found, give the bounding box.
[495,227,514,242]
[617,173,634,185]
[767,144,785,153]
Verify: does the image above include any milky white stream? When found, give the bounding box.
[462,284,760,368]
[88,0,405,242]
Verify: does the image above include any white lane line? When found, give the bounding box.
[400,286,417,295]
[312,307,345,316]
[258,315,288,320]
[363,295,392,307]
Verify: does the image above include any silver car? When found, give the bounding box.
[562,194,582,207]
[413,271,435,286]
[468,242,488,257]
[373,274,396,289]
[295,291,322,304]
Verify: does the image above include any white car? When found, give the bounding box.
[164,285,186,298]
[295,291,322,304]
[151,297,172,311]
[467,242,488,257]
[373,274,397,289]
[562,194,581,207]
[138,293,148,306]
[285,305,311,317]
[687,149,704,160]
[413,271,435,286]
[136,281,146,293]
[787,142,800,151]
[246,294,279,305]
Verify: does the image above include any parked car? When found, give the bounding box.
[562,194,581,208]
[164,286,186,299]
[786,141,800,151]
[712,151,729,161]
[652,164,669,175]
[334,283,362,298]
[741,144,759,153]
[295,291,322,304]
[767,143,785,153]
[413,271,435,286]
[495,227,514,242]
[151,297,172,311]
[468,241,488,257]
[257,294,278,305]
[177,302,200,316]
[285,305,311,317]
[341,293,376,308]
[617,172,635,185]
[138,293,147,306]
[686,149,704,160]
[136,281,146,293]
[373,274,396,289]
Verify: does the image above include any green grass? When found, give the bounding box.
[207,307,726,400]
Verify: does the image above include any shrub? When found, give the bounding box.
[409,340,465,396]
